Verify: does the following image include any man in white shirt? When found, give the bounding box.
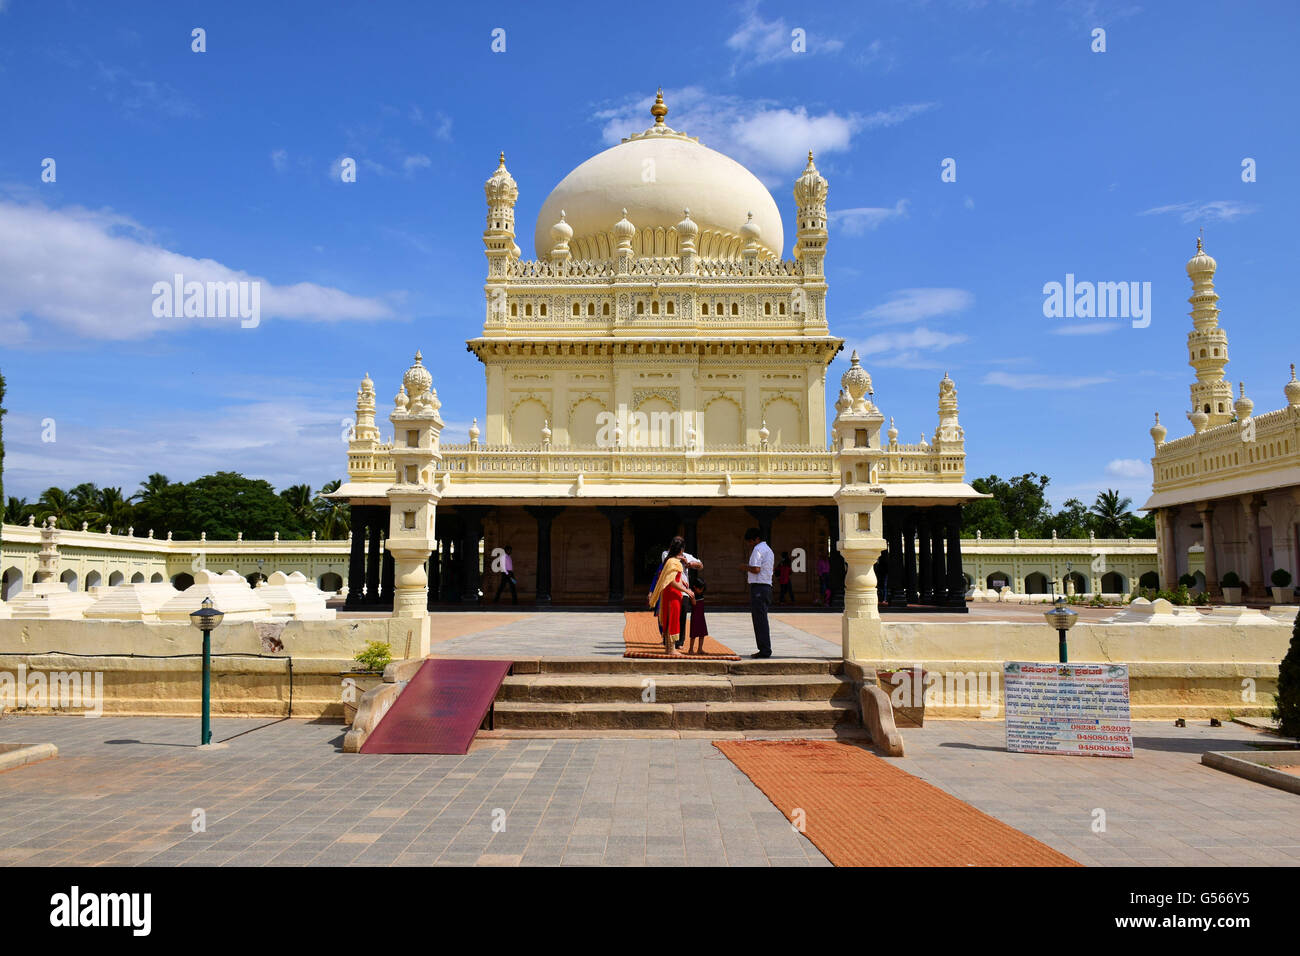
[742,527,775,658]
[660,546,703,647]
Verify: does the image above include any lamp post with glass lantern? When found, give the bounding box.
[1043,597,1078,663]
[188,596,224,746]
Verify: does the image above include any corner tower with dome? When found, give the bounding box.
[334,92,982,609]
[1142,239,1300,602]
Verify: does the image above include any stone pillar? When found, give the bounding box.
[1242,495,1266,600]
[675,506,710,561]
[917,509,934,604]
[380,547,395,610]
[1159,506,1179,589]
[524,506,564,606]
[345,522,366,610]
[931,513,947,605]
[944,506,967,606]
[886,508,907,607]
[902,509,918,604]
[745,506,784,549]
[365,517,383,606]
[457,507,490,604]
[1198,501,1221,600]
[599,507,628,604]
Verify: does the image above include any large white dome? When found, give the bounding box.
[534,99,783,262]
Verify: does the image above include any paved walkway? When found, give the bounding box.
[427,610,836,659]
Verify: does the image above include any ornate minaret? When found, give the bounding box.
[793,151,829,331]
[1185,237,1232,428]
[831,351,887,661]
[346,373,380,482]
[385,352,444,645]
[933,372,965,454]
[483,151,519,283]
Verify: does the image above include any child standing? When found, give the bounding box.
[687,580,709,655]
[777,552,795,605]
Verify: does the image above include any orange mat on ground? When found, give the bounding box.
[623,611,740,661]
[715,739,1079,867]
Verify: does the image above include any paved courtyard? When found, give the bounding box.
[1,713,1295,866]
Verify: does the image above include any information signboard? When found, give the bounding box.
[1003,661,1133,758]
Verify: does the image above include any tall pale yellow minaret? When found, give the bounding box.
[1185,236,1233,428]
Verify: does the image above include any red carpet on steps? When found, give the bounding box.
[360,659,512,755]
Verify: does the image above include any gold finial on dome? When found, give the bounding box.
[651,88,668,126]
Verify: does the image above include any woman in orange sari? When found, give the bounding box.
[649,538,691,656]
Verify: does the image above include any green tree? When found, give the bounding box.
[5,497,33,524]
[1090,489,1134,538]
[960,473,1052,538]
[1276,609,1300,739]
[36,486,78,529]
[1042,497,1092,538]
[132,473,171,506]
[136,471,303,540]
[314,479,350,539]
[279,483,317,536]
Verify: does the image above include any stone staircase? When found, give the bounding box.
[488,658,859,734]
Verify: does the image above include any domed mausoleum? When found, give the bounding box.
[332,93,982,609]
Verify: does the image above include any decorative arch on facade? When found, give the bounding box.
[172,572,195,591]
[508,396,550,446]
[108,570,125,587]
[1064,571,1088,593]
[60,569,78,592]
[702,395,743,446]
[761,395,802,447]
[131,572,146,584]
[85,570,103,590]
[150,572,165,583]
[2,566,23,600]
[986,571,1011,590]
[567,394,609,447]
[1100,571,1127,593]
[319,572,343,593]
[1138,570,1160,589]
[630,394,678,447]
[1023,571,1050,594]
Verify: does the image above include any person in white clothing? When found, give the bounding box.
[742,527,775,658]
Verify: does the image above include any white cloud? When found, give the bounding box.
[0,198,395,341]
[270,148,288,172]
[855,326,969,359]
[726,0,845,66]
[403,154,432,174]
[1139,200,1258,223]
[1052,321,1122,335]
[1105,458,1150,479]
[862,287,973,324]
[981,371,1112,390]
[593,87,934,184]
[830,200,910,235]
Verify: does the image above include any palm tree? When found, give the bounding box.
[1090,489,1133,538]
[92,487,134,531]
[5,496,32,524]
[280,483,316,536]
[36,486,77,529]
[313,479,350,539]
[132,473,170,506]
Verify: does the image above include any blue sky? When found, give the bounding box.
[2,0,1297,512]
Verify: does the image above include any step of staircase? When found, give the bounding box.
[489,658,858,732]
[491,699,858,731]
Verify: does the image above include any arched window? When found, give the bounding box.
[636,301,645,315]
[572,302,580,316]
[602,303,610,316]
[764,302,772,315]
[666,301,674,315]
[587,303,595,316]
[731,303,739,316]
[701,303,709,315]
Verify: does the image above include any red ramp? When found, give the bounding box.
[361,659,512,755]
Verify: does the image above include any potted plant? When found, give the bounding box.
[1220,571,1243,605]
[1272,568,1294,605]
[876,666,929,727]
[341,641,392,725]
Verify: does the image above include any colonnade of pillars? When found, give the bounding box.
[879,505,967,608]
[1158,497,1278,601]
[344,503,964,609]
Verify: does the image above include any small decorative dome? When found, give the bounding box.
[511,242,522,259]
[887,417,898,443]
[613,208,635,242]
[550,210,573,244]
[1185,235,1217,276]
[740,211,761,242]
[793,150,828,211]
[484,151,518,206]
[402,350,433,401]
[758,420,770,443]
[918,432,930,448]
[1188,407,1209,433]
[394,384,409,410]
[675,208,697,238]
[361,372,373,391]
[1286,363,1300,407]
[468,418,480,442]
[840,350,872,402]
[1150,412,1167,446]
[1234,382,1254,420]
[833,387,849,415]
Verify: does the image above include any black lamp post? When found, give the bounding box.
[188,596,224,746]
[1043,597,1078,663]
